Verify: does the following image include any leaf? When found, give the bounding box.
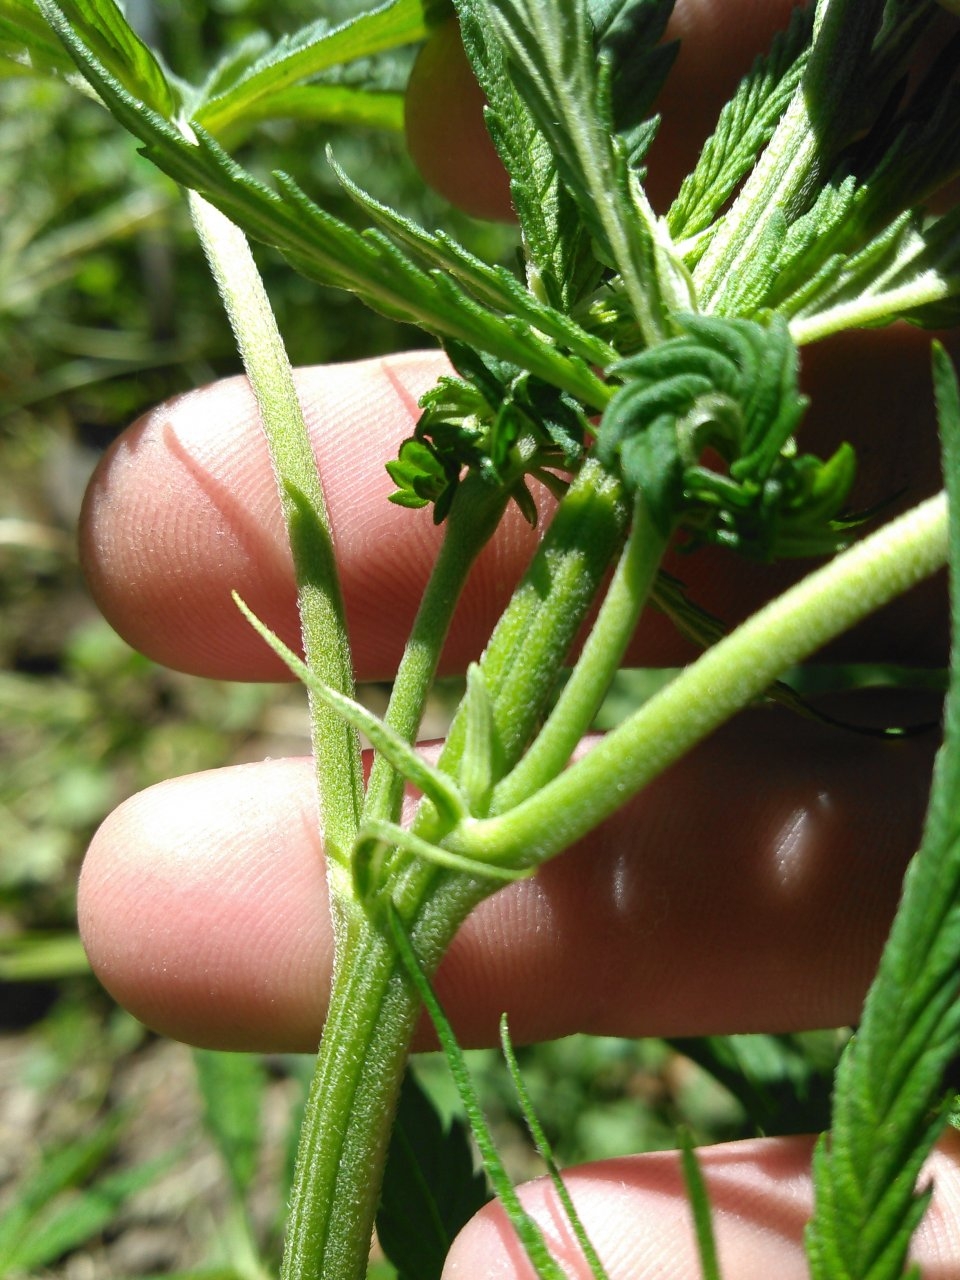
[787,206,960,344]
[693,0,944,316]
[235,83,405,132]
[8,1152,176,1272]
[0,1113,175,1273]
[193,1049,267,1201]
[668,4,812,242]
[455,0,597,312]
[678,1129,722,1280]
[501,1016,611,1280]
[232,591,467,828]
[459,0,688,342]
[37,0,609,410]
[587,0,677,169]
[376,1069,491,1280]
[595,313,852,558]
[193,0,430,133]
[329,151,617,366]
[674,1034,840,1137]
[42,0,178,116]
[0,1118,124,1270]
[737,32,960,334]
[0,0,77,74]
[805,343,960,1280]
[387,908,569,1280]
[847,31,960,233]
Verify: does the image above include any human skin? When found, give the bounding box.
[77,1,960,1275]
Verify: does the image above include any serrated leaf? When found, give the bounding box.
[788,206,960,344]
[805,343,960,1280]
[458,0,688,340]
[42,0,177,116]
[455,0,598,311]
[669,4,812,242]
[36,0,610,409]
[694,0,944,315]
[329,151,617,366]
[376,1069,491,1280]
[194,0,428,134]
[847,32,960,232]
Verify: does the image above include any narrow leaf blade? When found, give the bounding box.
[376,1069,491,1280]
[805,343,960,1280]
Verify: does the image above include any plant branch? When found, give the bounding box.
[362,469,516,830]
[492,489,667,813]
[188,189,363,868]
[452,490,949,868]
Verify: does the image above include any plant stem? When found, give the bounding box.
[437,457,630,788]
[362,471,514,829]
[283,459,632,1279]
[452,490,949,868]
[492,490,666,813]
[281,871,493,1280]
[188,188,362,865]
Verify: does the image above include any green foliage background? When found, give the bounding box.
[1,0,931,1275]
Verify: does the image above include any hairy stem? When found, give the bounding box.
[362,470,516,830]
[437,457,630,789]
[453,491,949,868]
[492,490,666,813]
[188,189,362,864]
[281,870,495,1280]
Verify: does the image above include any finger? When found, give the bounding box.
[80,326,948,686]
[442,1132,960,1279]
[80,352,542,682]
[77,706,935,1052]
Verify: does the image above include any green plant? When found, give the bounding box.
[8,0,960,1277]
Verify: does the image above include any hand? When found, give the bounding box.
[76,2,960,1275]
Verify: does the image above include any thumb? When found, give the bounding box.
[442,1132,960,1279]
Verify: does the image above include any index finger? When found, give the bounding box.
[80,327,947,684]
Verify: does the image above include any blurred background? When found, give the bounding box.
[0,1,843,1275]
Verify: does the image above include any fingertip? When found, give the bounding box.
[443,1138,816,1280]
[78,759,332,1051]
[443,1134,960,1279]
[78,351,545,681]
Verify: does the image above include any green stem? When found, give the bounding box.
[437,458,630,788]
[452,490,949,868]
[283,459,633,1279]
[492,491,667,814]
[362,471,513,829]
[281,871,494,1280]
[188,189,362,864]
